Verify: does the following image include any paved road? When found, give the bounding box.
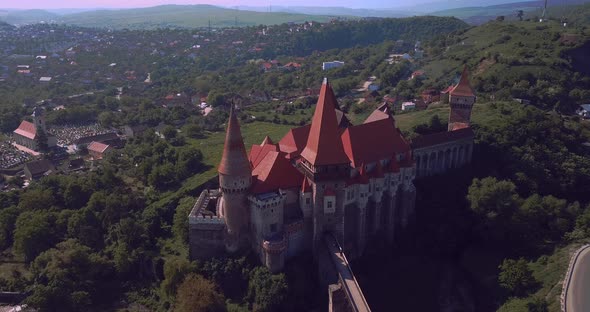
[566,247,590,312]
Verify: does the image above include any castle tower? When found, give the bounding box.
[32,107,47,132]
[448,66,476,131]
[218,106,252,252]
[299,78,351,251]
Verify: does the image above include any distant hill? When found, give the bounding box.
[0,5,339,29]
[0,20,14,31]
[431,0,590,24]
[0,9,58,25]
[234,6,412,18]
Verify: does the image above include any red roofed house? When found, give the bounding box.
[13,107,56,153]
[189,78,418,275]
[87,141,113,160]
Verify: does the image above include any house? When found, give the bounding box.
[74,132,120,151]
[421,89,441,104]
[401,102,416,111]
[411,70,425,80]
[123,124,147,138]
[322,61,344,71]
[368,82,380,92]
[24,159,55,180]
[87,141,112,160]
[577,104,590,118]
[282,62,301,70]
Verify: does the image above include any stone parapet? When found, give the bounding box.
[262,234,287,254]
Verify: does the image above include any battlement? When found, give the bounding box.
[249,191,285,208]
[189,189,224,226]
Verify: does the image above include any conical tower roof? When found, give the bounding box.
[300,78,350,166]
[218,106,251,176]
[450,66,475,97]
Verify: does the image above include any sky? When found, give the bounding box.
[1,0,424,9]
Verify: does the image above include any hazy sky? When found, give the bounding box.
[3,0,422,9]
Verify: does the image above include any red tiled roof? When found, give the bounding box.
[219,107,252,176]
[341,117,411,168]
[300,78,350,166]
[251,151,303,194]
[14,120,36,140]
[411,128,474,149]
[249,138,279,168]
[278,124,310,157]
[450,66,475,97]
[364,109,390,124]
[87,141,110,153]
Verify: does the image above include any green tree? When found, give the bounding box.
[498,258,537,297]
[161,257,197,300]
[26,239,116,311]
[163,125,178,139]
[207,91,225,108]
[173,197,196,244]
[13,210,55,262]
[0,206,19,249]
[467,177,520,219]
[247,267,288,312]
[174,274,225,312]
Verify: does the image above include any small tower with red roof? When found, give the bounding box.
[448,66,476,131]
[218,106,252,252]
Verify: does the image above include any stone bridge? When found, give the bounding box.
[322,234,371,312]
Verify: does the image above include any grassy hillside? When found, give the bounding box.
[420,17,590,112]
[33,5,337,29]
[431,0,590,24]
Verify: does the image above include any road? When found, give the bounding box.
[566,246,590,312]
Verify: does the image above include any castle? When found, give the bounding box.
[189,68,476,273]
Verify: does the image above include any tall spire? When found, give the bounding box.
[218,106,251,176]
[300,78,350,166]
[450,66,475,97]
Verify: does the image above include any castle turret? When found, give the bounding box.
[218,106,252,252]
[448,66,476,131]
[298,78,351,252]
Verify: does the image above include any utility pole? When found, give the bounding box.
[540,0,548,22]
